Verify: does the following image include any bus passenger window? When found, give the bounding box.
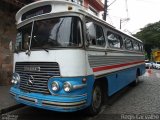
[96,25,105,46]
[86,22,96,46]
[86,21,105,47]
[139,44,144,52]
[133,41,140,51]
[107,32,122,48]
[124,38,133,50]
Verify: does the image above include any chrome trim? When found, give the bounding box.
[50,92,87,97]
[19,96,37,103]
[42,100,86,108]
[63,82,72,92]
[15,62,60,94]
[10,92,16,97]
[73,84,87,90]
[51,81,60,92]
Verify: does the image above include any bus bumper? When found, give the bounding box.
[10,87,88,112]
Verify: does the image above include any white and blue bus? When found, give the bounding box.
[10,0,145,115]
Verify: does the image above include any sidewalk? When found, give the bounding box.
[0,85,23,114]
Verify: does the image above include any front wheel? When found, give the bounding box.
[87,82,103,116]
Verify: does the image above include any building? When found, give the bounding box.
[83,0,104,16]
[71,0,104,16]
[152,50,160,62]
[0,0,27,85]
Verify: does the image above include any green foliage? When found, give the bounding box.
[134,21,160,60]
[134,21,160,49]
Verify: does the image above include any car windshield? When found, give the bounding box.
[15,16,83,52]
[157,62,160,64]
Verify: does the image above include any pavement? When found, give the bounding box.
[0,85,23,114]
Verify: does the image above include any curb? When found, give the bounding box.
[0,104,25,115]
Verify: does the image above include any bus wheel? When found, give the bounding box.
[87,82,103,116]
[131,73,139,86]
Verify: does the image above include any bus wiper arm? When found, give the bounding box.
[42,47,49,52]
[33,36,49,53]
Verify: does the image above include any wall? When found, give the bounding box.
[0,2,17,85]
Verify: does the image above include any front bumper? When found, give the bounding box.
[10,87,88,112]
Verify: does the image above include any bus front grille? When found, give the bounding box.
[15,62,60,95]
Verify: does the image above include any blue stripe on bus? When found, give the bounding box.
[10,75,95,112]
[106,64,145,96]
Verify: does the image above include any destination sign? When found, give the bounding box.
[22,5,52,20]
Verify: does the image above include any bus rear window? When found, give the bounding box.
[22,5,52,20]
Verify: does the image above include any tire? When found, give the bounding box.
[131,72,139,86]
[87,82,103,116]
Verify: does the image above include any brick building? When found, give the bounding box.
[83,0,104,16]
[0,0,29,85]
[72,0,104,16]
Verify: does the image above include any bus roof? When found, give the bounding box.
[16,0,142,43]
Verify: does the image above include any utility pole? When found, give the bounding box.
[120,0,130,29]
[120,18,130,29]
[103,0,108,21]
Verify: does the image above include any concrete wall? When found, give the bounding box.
[0,3,17,85]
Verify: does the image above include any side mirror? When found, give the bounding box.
[9,41,14,53]
[86,40,90,48]
[86,32,90,47]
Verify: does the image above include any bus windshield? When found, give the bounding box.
[15,16,83,52]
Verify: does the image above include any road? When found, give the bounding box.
[1,69,160,120]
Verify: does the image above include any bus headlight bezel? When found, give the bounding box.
[51,81,60,92]
[11,73,20,85]
[63,82,72,92]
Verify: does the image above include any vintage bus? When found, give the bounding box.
[10,0,145,115]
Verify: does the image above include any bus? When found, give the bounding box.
[10,0,145,115]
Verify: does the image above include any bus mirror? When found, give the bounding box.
[86,40,90,47]
[9,41,13,53]
[86,33,90,47]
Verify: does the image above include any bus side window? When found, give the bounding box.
[107,31,122,48]
[124,38,133,50]
[139,43,144,52]
[86,21,105,47]
[86,22,96,46]
[95,24,105,46]
[133,41,140,51]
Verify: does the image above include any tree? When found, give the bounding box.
[134,21,160,60]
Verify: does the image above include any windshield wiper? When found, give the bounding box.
[42,47,49,52]
[33,36,49,53]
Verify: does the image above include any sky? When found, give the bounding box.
[102,0,160,34]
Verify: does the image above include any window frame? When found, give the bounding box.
[124,38,133,50]
[107,31,123,49]
[15,16,84,53]
[85,18,106,49]
[132,40,140,51]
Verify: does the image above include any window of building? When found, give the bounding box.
[107,31,122,48]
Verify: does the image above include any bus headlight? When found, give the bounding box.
[63,82,72,92]
[11,73,20,85]
[52,81,59,92]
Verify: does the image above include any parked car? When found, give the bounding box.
[152,62,156,68]
[154,62,160,69]
[145,60,152,68]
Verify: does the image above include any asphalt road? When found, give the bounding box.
[1,69,160,120]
